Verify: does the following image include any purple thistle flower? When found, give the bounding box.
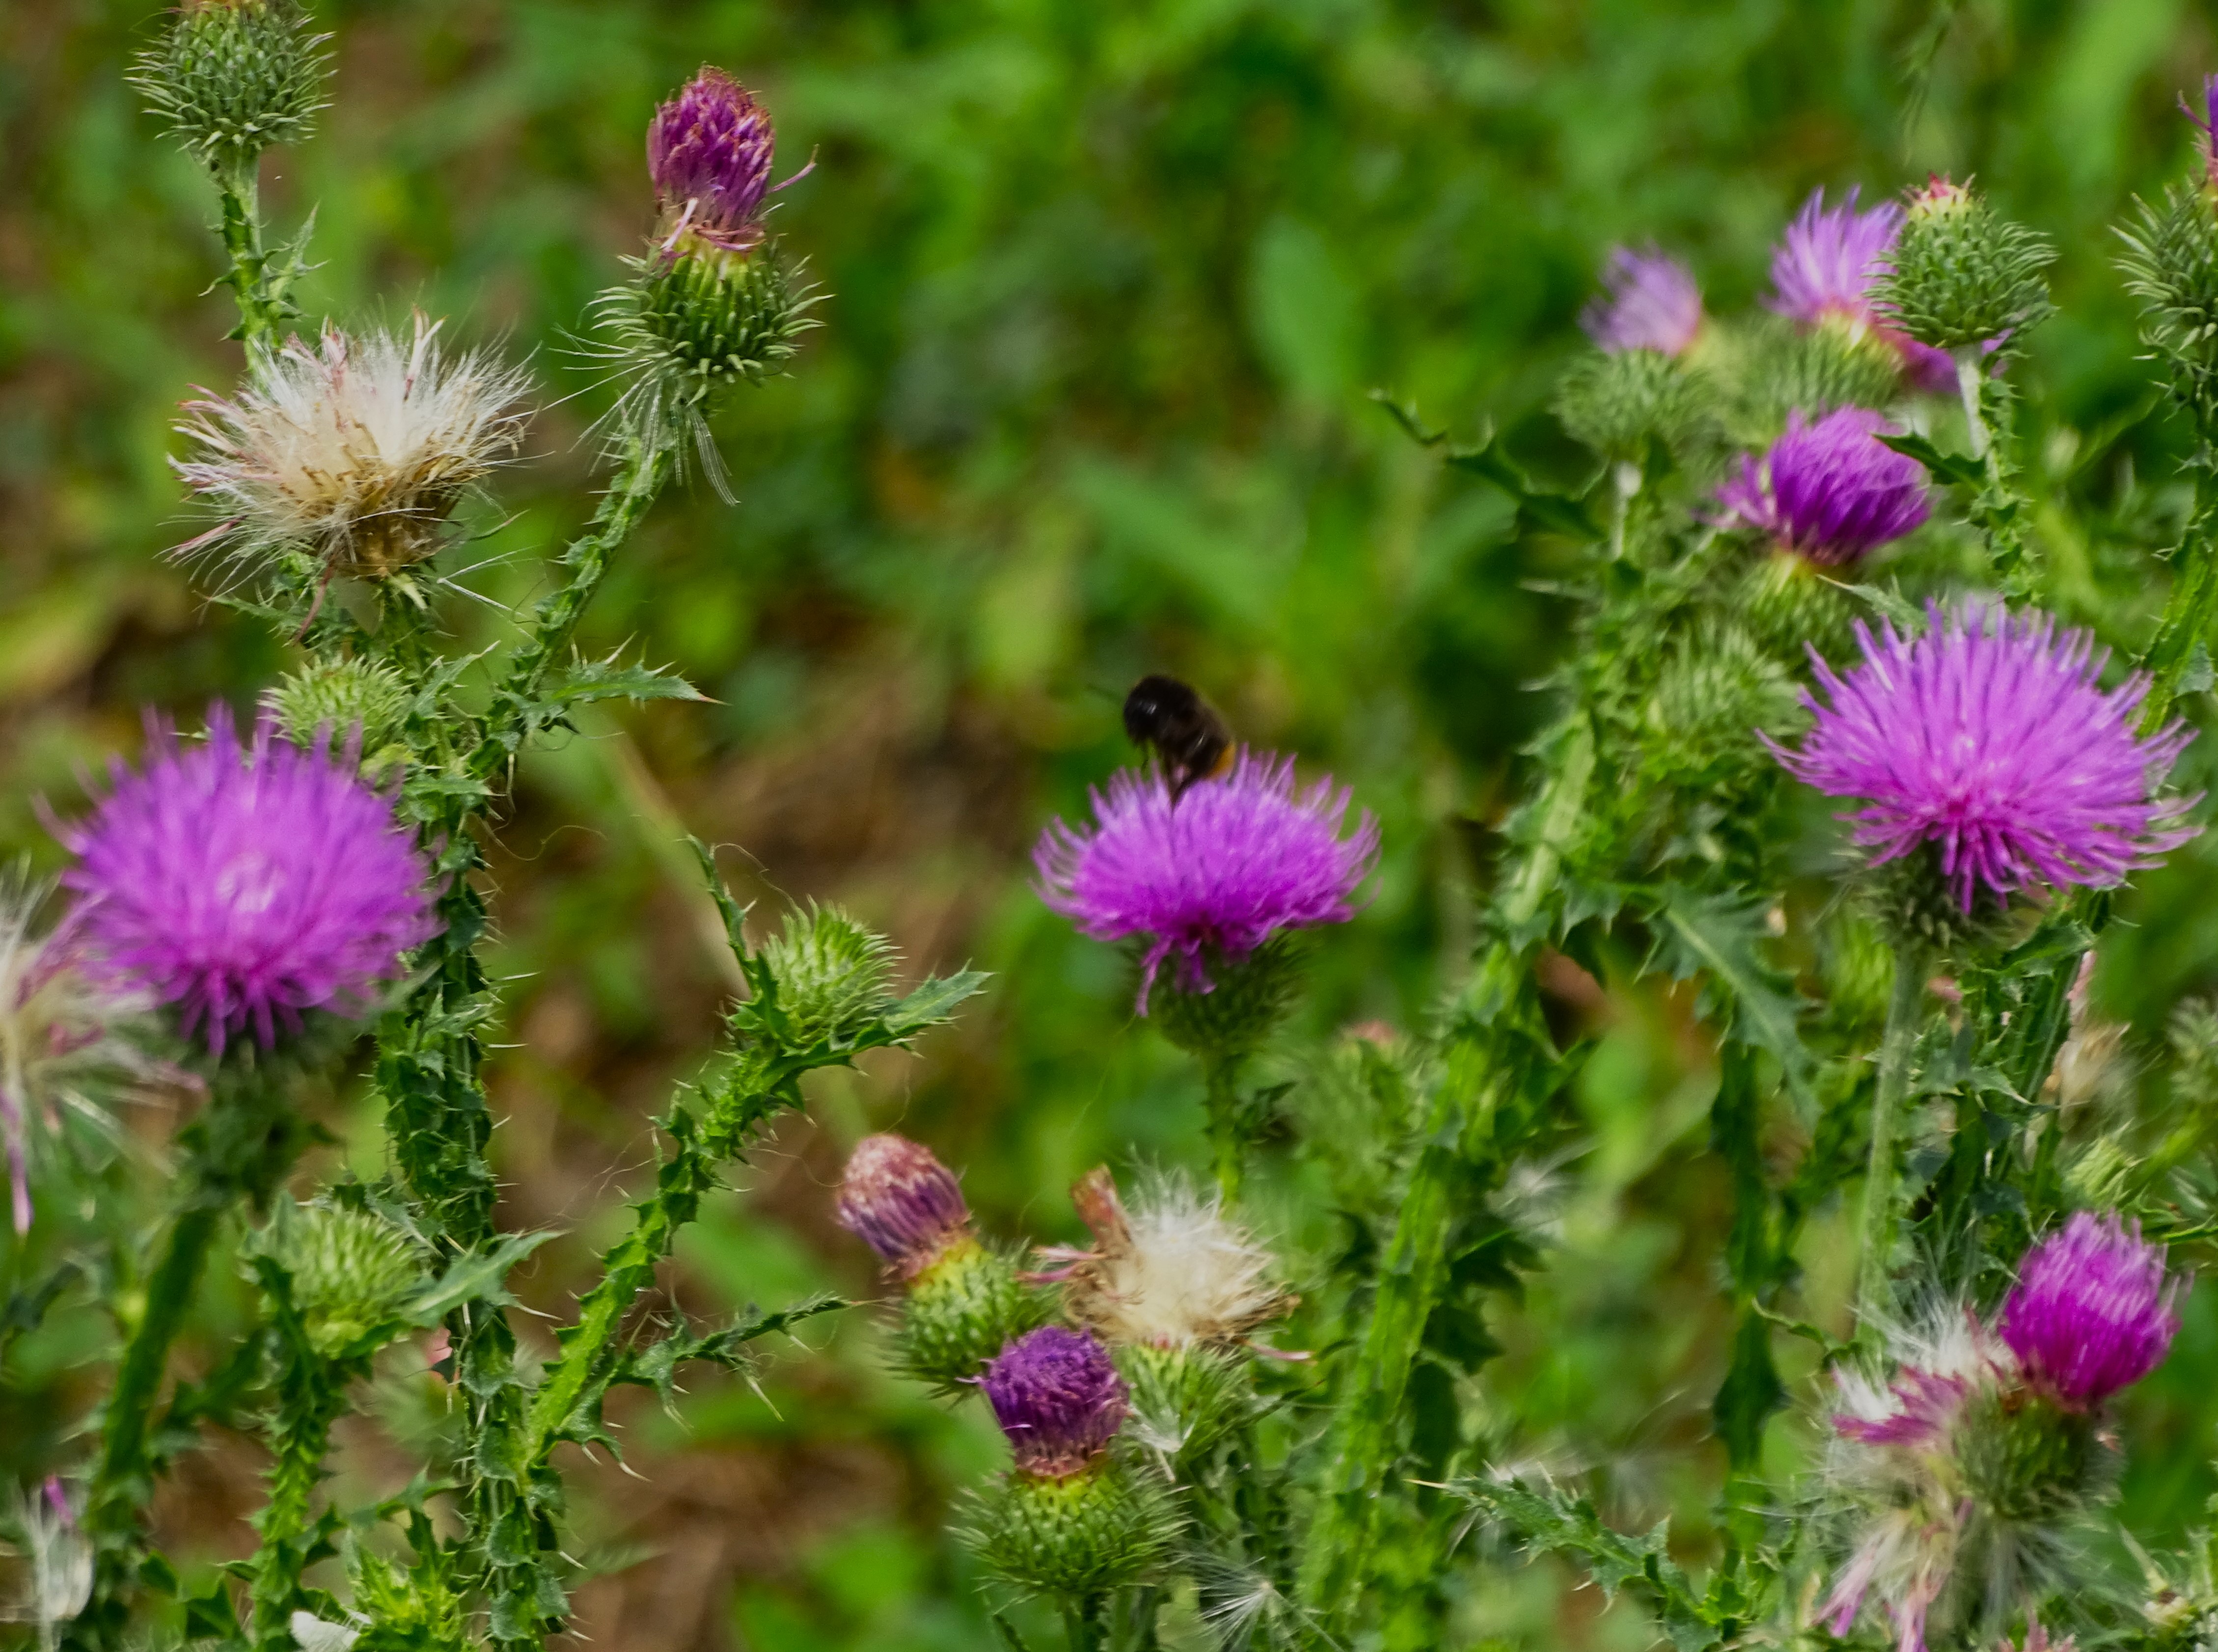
[1034,750,1378,1013]
[1718,407,1931,565]
[1767,187,1955,392]
[52,706,436,1055]
[1998,1212,2181,1408]
[836,1133,971,1277]
[981,1326,1128,1478]
[1581,245,1703,356]
[2182,74,2218,188]
[647,67,805,257]
[1768,605,2197,910]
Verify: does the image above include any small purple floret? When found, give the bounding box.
[1717,407,1930,565]
[1769,605,2197,910]
[1035,750,1378,1013]
[981,1325,1127,1478]
[2184,74,2218,188]
[1999,1212,2181,1408]
[836,1133,970,1276]
[647,67,787,255]
[53,706,435,1054]
[1581,246,1703,357]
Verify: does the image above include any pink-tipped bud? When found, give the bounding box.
[836,1133,971,1276]
[1907,173,1975,223]
[647,67,779,256]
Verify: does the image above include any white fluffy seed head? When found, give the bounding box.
[1055,1167,1290,1351]
[172,312,532,582]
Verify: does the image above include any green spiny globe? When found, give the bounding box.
[1552,347,1713,461]
[130,0,329,174]
[265,657,411,757]
[760,903,899,1045]
[898,1237,1042,1391]
[261,1203,424,1363]
[966,1460,1175,1597]
[1874,183,2055,355]
[1149,936,1306,1060]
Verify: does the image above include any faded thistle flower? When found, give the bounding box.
[9,1477,91,1652]
[1581,246,1703,357]
[984,1326,1130,1479]
[1822,1219,2179,1652]
[1768,605,2196,914]
[836,1133,1039,1387]
[1767,187,1954,391]
[1718,407,1930,566]
[1037,1167,1289,1352]
[1035,750,1377,1014]
[173,313,532,588]
[1996,1212,2180,1410]
[0,876,156,1235]
[52,705,437,1056]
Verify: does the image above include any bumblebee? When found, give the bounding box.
[1122,674,1234,800]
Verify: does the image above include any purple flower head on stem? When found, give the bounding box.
[1767,187,1955,392]
[2182,75,2218,188]
[1998,1212,2182,1408]
[51,705,436,1055]
[836,1133,971,1277]
[1581,245,1703,356]
[1767,605,2198,910]
[647,67,808,257]
[1034,750,1378,1014]
[981,1326,1127,1478]
[1717,407,1931,565]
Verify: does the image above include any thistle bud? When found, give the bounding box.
[1873,176,2056,355]
[2118,86,2218,432]
[264,657,412,761]
[757,905,898,1046]
[251,1202,425,1363]
[835,1134,1040,1388]
[966,1327,1173,1596]
[1551,347,1714,464]
[129,0,329,175]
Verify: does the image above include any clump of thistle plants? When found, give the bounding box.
[19,7,2218,1652]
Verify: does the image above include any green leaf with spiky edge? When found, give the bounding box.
[610,1294,847,1406]
[542,652,707,709]
[1647,884,1813,1111]
[399,1230,560,1327]
[1373,391,1604,541]
[1877,430,1985,490]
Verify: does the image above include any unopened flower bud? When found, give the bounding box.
[129,0,329,175]
[1873,176,2056,354]
[837,1134,969,1275]
[252,1202,424,1363]
[758,906,898,1046]
[966,1327,1172,1597]
[264,657,412,761]
[1552,347,1713,463]
[836,1134,1040,1387]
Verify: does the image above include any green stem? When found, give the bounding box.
[1856,948,1928,1335]
[68,1076,300,1652]
[1202,1055,1246,1204]
[1061,1596,1103,1652]
[2136,474,2218,733]
[212,160,296,349]
[1298,723,1590,1627]
[1954,349,1990,460]
[247,1376,346,1650]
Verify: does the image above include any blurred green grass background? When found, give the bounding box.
[8,0,2218,1647]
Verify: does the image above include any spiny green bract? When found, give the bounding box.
[759,901,901,1045]
[1118,1343,1255,1466]
[2118,184,2218,436]
[594,250,819,456]
[1875,186,2056,355]
[1724,317,1904,442]
[265,657,412,757]
[963,1459,1177,1598]
[1957,1389,2103,1523]
[129,0,329,174]
[1643,620,1805,785]
[1551,347,1717,465]
[251,1201,425,1362]
[898,1236,1042,1391]
[1149,935,1306,1060]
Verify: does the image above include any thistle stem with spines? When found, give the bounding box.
[247,1379,346,1651]
[1856,946,1929,1337]
[1201,1053,1247,1204]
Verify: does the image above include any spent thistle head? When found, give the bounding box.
[51,705,437,1055]
[174,314,533,590]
